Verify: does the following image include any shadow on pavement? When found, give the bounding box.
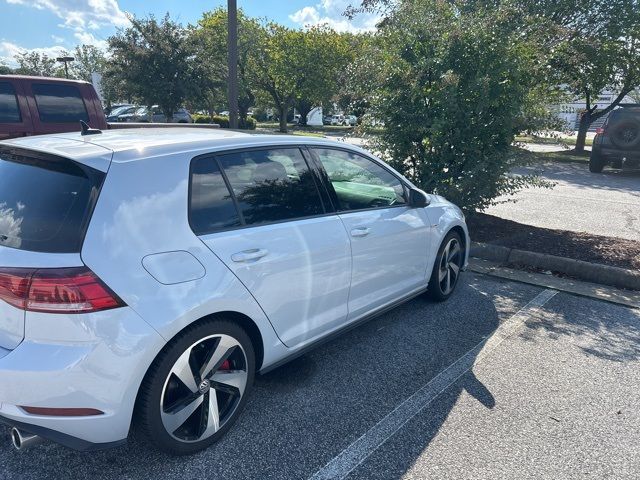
[0,274,541,480]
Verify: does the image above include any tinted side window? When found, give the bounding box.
[190,157,241,234]
[0,82,21,123]
[32,84,89,123]
[217,148,324,226]
[311,148,406,211]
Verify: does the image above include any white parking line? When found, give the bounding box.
[309,288,558,480]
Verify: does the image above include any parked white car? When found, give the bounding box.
[0,129,468,455]
[122,106,193,123]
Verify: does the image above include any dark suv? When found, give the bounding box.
[590,107,640,173]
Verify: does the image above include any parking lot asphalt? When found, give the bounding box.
[1,272,639,480]
[486,161,640,241]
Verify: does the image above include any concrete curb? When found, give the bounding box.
[470,242,640,291]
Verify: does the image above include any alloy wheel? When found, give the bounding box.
[160,334,248,443]
[438,237,462,295]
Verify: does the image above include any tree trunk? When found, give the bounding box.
[296,99,312,127]
[278,105,288,133]
[575,111,591,152]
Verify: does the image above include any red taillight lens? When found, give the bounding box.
[0,267,124,314]
[596,127,605,134]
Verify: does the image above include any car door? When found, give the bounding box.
[308,147,432,320]
[191,147,352,348]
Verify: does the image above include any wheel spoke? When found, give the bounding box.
[161,394,204,434]
[172,348,198,393]
[445,269,451,293]
[202,390,220,437]
[449,261,460,276]
[201,335,238,380]
[447,242,461,263]
[439,266,448,282]
[211,370,247,397]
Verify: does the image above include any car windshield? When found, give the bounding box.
[135,107,147,115]
[109,106,131,116]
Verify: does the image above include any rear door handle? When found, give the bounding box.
[231,249,269,263]
[350,227,371,238]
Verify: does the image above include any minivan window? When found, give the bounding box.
[0,82,21,123]
[310,148,407,211]
[0,149,103,253]
[190,157,241,234]
[32,83,89,123]
[217,148,324,226]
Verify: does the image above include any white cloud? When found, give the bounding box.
[4,0,129,29]
[0,40,66,66]
[289,0,380,33]
[73,30,107,50]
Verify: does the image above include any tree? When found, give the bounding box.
[249,24,300,133]
[0,62,12,74]
[367,0,548,211]
[250,24,352,132]
[14,51,60,77]
[71,45,106,82]
[539,0,640,151]
[105,14,202,120]
[193,8,263,122]
[292,27,352,126]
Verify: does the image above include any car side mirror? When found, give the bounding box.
[409,188,430,208]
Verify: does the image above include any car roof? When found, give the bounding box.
[0,128,361,172]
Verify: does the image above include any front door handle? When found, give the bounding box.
[231,249,269,263]
[351,227,371,238]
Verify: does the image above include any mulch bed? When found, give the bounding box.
[467,212,640,271]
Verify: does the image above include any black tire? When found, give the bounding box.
[136,319,255,455]
[589,150,605,173]
[427,231,464,302]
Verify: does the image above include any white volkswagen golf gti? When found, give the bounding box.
[0,128,468,455]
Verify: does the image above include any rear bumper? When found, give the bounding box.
[0,307,165,448]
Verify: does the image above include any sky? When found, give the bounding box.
[0,0,379,66]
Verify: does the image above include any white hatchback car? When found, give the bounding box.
[0,129,468,455]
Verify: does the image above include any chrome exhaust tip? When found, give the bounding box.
[10,428,42,451]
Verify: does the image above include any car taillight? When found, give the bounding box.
[596,127,605,134]
[0,267,124,314]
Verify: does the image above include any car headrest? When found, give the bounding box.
[252,161,287,182]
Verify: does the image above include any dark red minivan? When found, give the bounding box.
[0,75,107,140]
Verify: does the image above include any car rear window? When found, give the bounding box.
[32,83,89,123]
[0,82,21,123]
[0,148,104,253]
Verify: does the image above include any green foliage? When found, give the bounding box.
[368,0,548,211]
[192,8,263,119]
[14,51,61,77]
[201,115,256,129]
[70,45,106,82]
[105,14,203,120]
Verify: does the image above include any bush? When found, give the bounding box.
[212,115,230,128]
[367,0,549,212]
[209,115,256,130]
[193,114,212,124]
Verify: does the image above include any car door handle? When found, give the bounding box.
[231,249,269,263]
[351,227,371,238]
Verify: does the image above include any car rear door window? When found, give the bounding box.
[32,83,89,123]
[190,157,242,234]
[216,148,324,226]
[0,82,21,123]
[310,148,407,211]
[0,148,104,253]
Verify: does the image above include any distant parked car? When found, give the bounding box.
[590,106,640,172]
[104,103,133,116]
[323,115,332,125]
[331,114,346,126]
[346,115,358,126]
[106,105,137,122]
[122,106,193,124]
